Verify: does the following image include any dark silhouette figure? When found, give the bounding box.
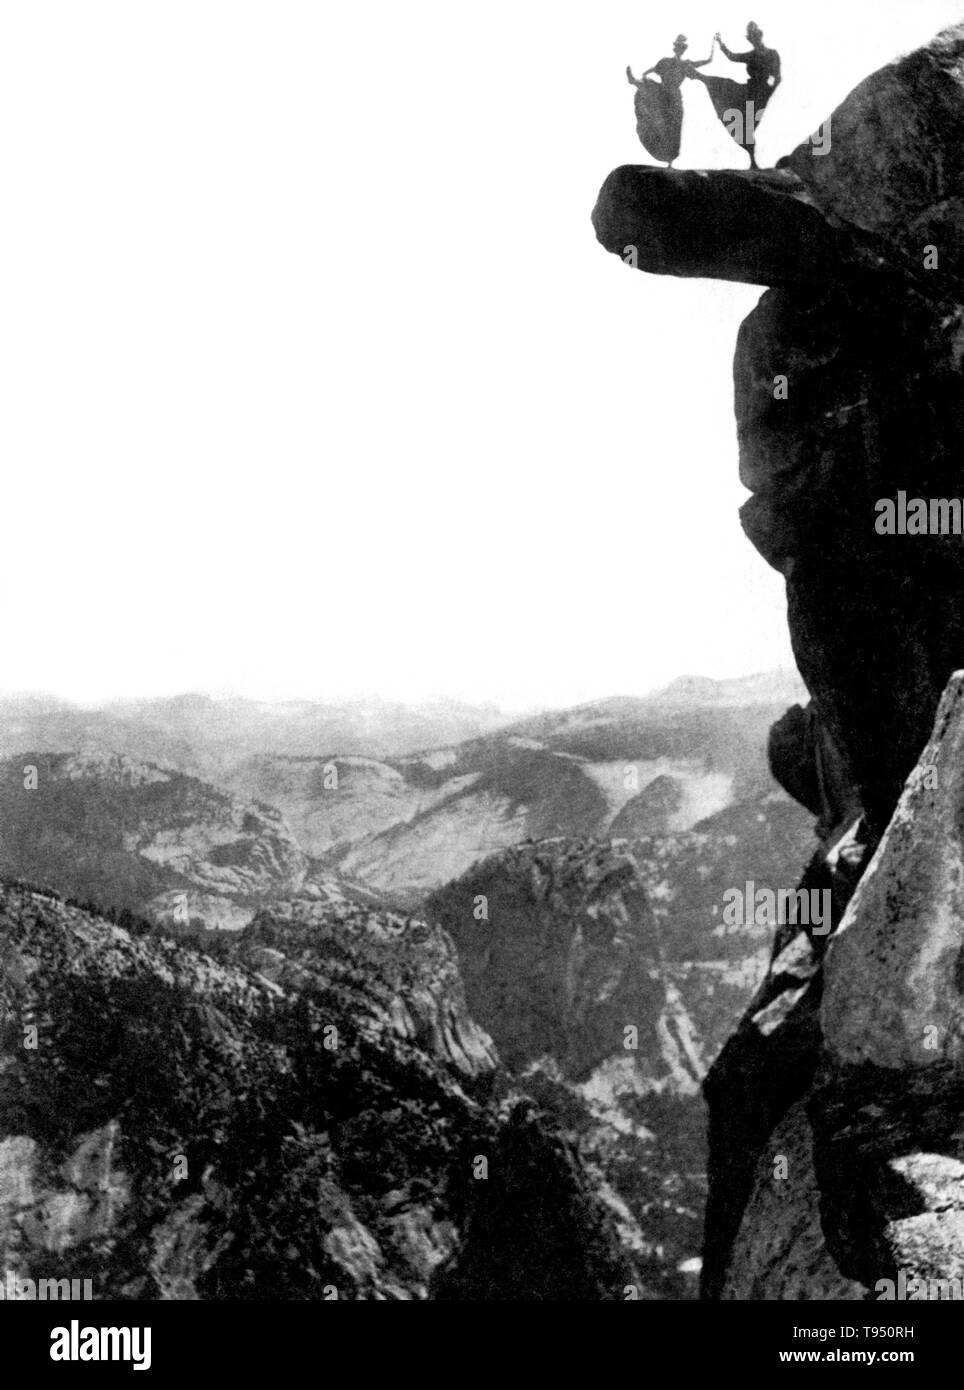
[690,22,781,168]
[626,34,713,167]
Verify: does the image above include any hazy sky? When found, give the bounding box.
[2,1,960,710]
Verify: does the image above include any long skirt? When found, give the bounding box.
[693,74,766,157]
[633,79,683,164]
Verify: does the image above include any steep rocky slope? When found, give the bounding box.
[706,679,964,1300]
[595,22,964,1299]
[427,794,815,1296]
[0,752,308,931]
[0,879,644,1299]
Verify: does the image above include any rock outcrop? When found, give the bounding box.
[708,676,964,1299]
[592,166,895,289]
[595,22,964,1298]
[595,22,964,837]
[779,28,964,292]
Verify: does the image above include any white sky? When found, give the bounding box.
[1,0,960,710]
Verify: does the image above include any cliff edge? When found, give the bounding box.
[595,22,964,1298]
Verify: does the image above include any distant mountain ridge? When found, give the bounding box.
[0,672,813,913]
[317,678,810,901]
[0,672,803,767]
[642,670,807,709]
[0,692,516,778]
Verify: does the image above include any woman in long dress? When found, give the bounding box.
[626,34,714,168]
[691,21,781,168]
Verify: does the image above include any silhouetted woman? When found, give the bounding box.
[691,21,781,168]
[626,34,713,168]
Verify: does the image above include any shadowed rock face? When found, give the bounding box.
[592,166,886,289]
[736,280,964,832]
[781,28,964,291]
[595,21,964,1299]
[595,23,964,833]
[714,680,964,1299]
[822,674,964,1072]
[698,680,964,1298]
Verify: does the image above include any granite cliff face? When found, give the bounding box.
[706,681,964,1300]
[595,22,964,1298]
[427,800,814,1297]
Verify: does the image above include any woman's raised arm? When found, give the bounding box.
[715,33,751,63]
[687,41,714,70]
